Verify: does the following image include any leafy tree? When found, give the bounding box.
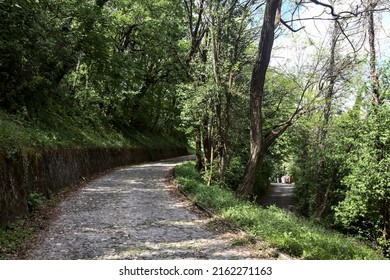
[335,102,389,257]
[286,1,390,255]
[179,0,257,186]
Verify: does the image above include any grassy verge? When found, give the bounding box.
[0,220,35,259]
[174,162,385,260]
[0,109,185,149]
[0,195,52,260]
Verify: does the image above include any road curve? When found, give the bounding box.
[27,155,276,260]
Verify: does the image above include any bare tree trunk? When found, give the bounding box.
[210,4,227,187]
[195,125,203,171]
[367,1,387,254]
[367,0,380,105]
[316,19,339,218]
[382,201,389,254]
[184,0,206,66]
[320,20,339,142]
[207,124,215,186]
[214,71,227,187]
[202,114,212,172]
[236,0,282,199]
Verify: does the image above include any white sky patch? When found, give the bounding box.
[271,1,390,68]
[269,1,390,111]
[272,3,331,69]
[377,12,390,60]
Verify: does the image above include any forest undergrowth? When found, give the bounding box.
[175,162,386,260]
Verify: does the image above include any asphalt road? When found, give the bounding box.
[258,183,295,211]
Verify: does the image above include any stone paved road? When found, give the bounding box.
[27,155,275,260]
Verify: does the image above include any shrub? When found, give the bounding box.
[27,192,45,212]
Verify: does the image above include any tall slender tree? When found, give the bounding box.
[236,0,283,198]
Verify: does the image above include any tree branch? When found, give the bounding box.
[280,19,305,32]
[309,0,339,17]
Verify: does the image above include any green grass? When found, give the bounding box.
[0,220,34,259]
[175,162,385,260]
[0,109,185,149]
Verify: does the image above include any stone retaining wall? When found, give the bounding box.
[0,146,188,227]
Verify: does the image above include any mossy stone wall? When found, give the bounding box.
[0,146,187,227]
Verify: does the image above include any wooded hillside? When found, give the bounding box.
[1,0,389,257]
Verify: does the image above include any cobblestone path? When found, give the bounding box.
[28,155,275,260]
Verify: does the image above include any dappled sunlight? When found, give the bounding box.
[165,203,191,210]
[152,219,206,228]
[128,187,164,193]
[129,163,177,170]
[82,187,129,193]
[100,236,259,260]
[123,179,146,185]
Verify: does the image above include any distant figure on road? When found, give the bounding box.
[281,175,291,184]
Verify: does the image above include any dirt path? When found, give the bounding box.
[27,155,277,260]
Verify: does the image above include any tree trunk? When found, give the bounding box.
[236,0,282,199]
[382,201,389,254]
[202,114,212,172]
[195,125,203,171]
[366,1,387,255]
[317,167,338,219]
[320,19,338,142]
[207,130,215,186]
[367,0,380,105]
[316,19,339,218]
[237,146,266,198]
[210,8,228,187]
